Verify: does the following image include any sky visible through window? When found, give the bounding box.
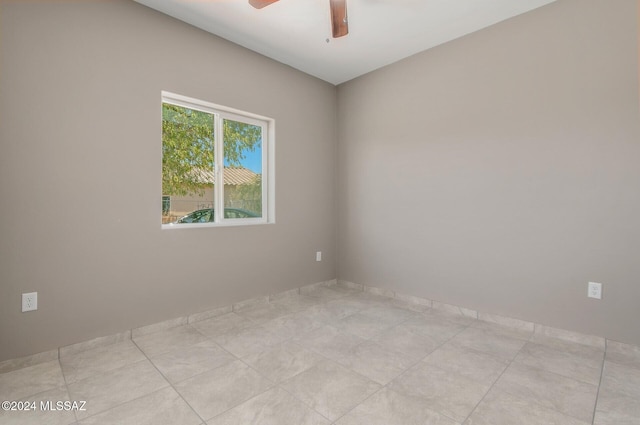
[225,144,262,173]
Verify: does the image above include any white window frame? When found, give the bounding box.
[161,91,275,229]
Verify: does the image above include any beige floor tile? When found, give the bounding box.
[370,324,442,362]
[0,350,59,374]
[423,342,509,384]
[336,340,416,385]
[465,389,590,425]
[67,360,169,420]
[342,291,393,307]
[60,340,146,384]
[594,390,640,425]
[388,291,430,308]
[290,307,340,328]
[335,387,460,425]
[336,305,417,339]
[188,305,232,324]
[432,302,477,319]
[388,362,491,423]
[293,325,365,361]
[0,385,76,425]
[533,325,605,350]
[300,285,361,301]
[60,332,132,358]
[132,317,188,339]
[600,360,640,398]
[174,360,273,421]
[191,312,255,339]
[448,326,527,361]
[0,360,66,400]
[270,294,323,313]
[133,325,208,358]
[606,340,640,370]
[593,410,640,425]
[387,298,431,313]
[259,311,325,342]
[243,341,325,383]
[359,304,418,324]
[471,320,533,340]
[364,286,395,298]
[532,332,605,350]
[212,324,286,358]
[594,360,640,423]
[77,387,201,425]
[207,387,329,425]
[401,314,469,343]
[149,340,236,384]
[297,301,364,326]
[233,302,294,322]
[425,308,477,326]
[494,362,598,423]
[279,359,381,421]
[529,332,604,352]
[335,312,397,339]
[514,340,603,385]
[329,294,378,308]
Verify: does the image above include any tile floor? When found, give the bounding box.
[1,285,639,424]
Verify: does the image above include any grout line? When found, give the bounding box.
[461,326,605,424]
[462,361,512,423]
[74,386,173,424]
[276,380,334,423]
[132,288,346,423]
[345,317,471,424]
[204,355,279,424]
[56,357,80,424]
[330,312,473,423]
[591,339,608,425]
[59,353,165,423]
[460,331,527,424]
[328,384,382,423]
[233,292,343,423]
[130,338,209,425]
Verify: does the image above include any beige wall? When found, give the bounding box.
[337,0,640,345]
[0,0,337,361]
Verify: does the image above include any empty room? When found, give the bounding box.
[1,0,639,424]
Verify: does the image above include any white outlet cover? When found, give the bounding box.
[316,251,322,262]
[588,282,602,300]
[22,292,38,312]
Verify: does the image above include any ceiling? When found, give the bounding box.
[134,0,556,85]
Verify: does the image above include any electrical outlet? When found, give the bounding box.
[316,251,322,262]
[588,282,602,300]
[22,292,38,312]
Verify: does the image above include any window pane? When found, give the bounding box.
[223,119,263,218]
[162,103,215,224]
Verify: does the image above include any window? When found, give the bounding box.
[161,92,274,227]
